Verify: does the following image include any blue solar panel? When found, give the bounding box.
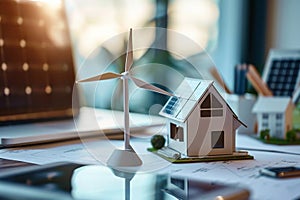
[263,50,300,99]
[164,96,178,115]
[266,59,300,96]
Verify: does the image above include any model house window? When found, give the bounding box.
[262,122,268,128]
[275,130,281,137]
[171,177,185,190]
[276,127,282,133]
[262,113,269,119]
[211,131,224,148]
[276,113,283,120]
[200,93,223,117]
[170,123,184,142]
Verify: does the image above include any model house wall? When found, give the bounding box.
[160,78,245,157]
[186,86,235,156]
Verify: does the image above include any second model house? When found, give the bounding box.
[252,96,294,139]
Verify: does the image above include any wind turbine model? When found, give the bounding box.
[77,29,173,167]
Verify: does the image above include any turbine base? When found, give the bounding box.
[107,149,142,167]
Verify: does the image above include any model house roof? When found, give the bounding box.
[252,96,292,113]
[159,78,244,127]
[160,78,212,121]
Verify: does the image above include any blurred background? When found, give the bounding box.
[64,0,300,114]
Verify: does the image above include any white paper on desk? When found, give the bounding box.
[236,134,300,154]
[158,151,300,200]
[0,107,166,147]
[0,138,171,172]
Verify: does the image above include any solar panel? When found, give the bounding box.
[160,78,214,121]
[0,0,77,122]
[163,96,179,115]
[262,49,300,97]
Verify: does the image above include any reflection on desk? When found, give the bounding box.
[0,162,250,200]
[0,158,35,171]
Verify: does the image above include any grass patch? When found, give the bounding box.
[257,137,300,145]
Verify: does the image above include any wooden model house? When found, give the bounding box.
[159,78,246,157]
[252,96,294,139]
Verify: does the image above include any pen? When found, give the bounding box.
[246,64,273,96]
[210,66,232,94]
[234,64,248,95]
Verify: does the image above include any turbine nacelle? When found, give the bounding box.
[121,71,130,79]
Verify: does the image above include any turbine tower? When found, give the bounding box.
[77,29,173,167]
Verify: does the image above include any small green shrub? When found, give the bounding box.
[151,135,166,149]
[286,130,297,142]
[260,129,270,140]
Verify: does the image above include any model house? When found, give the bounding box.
[252,96,294,139]
[159,78,246,157]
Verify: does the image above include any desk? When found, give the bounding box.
[0,134,299,200]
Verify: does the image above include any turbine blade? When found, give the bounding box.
[77,72,122,83]
[125,28,133,72]
[130,76,173,96]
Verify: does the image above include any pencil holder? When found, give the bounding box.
[225,93,256,134]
